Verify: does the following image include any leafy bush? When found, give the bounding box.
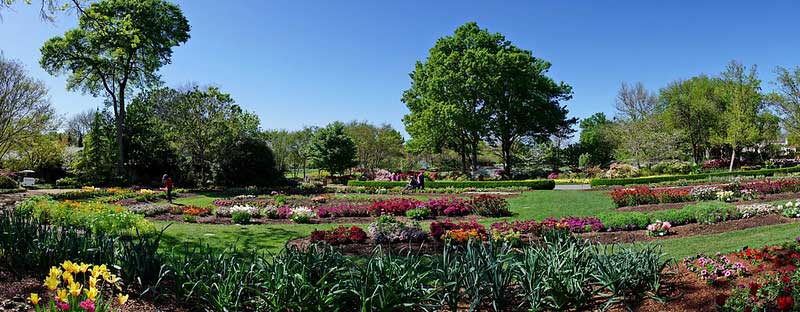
[232,211,252,224]
[347,179,556,190]
[651,160,695,175]
[0,175,18,189]
[687,202,740,224]
[55,176,81,188]
[470,195,512,217]
[648,208,696,225]
[596,212,650,231]
[603,163,641,179]
[405,207,431,220]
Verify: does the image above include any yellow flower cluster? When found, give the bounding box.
[491,229,522,246]
[81,186,98,191]
[137,189,156,195]
[31,260,128,309]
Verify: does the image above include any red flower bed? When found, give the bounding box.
[368,198,423,216]
[429,220,486,241]
[424,196,471,216]
[610,186,692,207]
[310,226,368,245]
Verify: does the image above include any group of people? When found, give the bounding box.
[406,171,426,190]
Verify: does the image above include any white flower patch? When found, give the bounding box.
[216,204,261,217]
[737,203,780,219]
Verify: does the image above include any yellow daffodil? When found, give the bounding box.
[84,287,98,301]
[103,273,120,284]
[117,293,129,305]
[27,293,40,305]
[48,267,63,280]
[89,276,98,288]
[68,282,82,297]
[62,271,73,283]
[78,262,90,273]
[61,260,79,274]
[44,276,60,291]
[56,289,68,303]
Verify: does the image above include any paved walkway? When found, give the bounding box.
[554,184,591,190]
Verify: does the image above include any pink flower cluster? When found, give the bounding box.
[424,196,471,216]
[684,252,749,284]
[368,198,423,216]
[316,204,370,218]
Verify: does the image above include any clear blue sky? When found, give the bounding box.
[1,0,799,136]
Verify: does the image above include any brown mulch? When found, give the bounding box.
[617,192,800,213]
[580,214,794,245]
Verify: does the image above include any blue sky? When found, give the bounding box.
[1,0,799,136]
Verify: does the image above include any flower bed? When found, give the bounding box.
[347,179,556,190]
[611,178,800,207]
[15,196,152,234]
[310,226,368,245]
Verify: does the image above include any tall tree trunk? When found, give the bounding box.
[471,138,479,173]
[501,138,512,179]
[729,148,736,172]
[460,147,467,173]
[114,95,126,181]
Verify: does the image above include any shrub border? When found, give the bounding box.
[346,179,555,190]
[590,166,800,187]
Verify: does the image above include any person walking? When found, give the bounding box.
[162,174,174,204]
[417,171,425,190]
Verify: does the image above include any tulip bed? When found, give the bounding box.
[610,177,800,207]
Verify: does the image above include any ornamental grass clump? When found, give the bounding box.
[30,261,128,312]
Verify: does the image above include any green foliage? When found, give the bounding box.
[590,165,800,187]
[402,22,573,174]
[405,207,430,220]
[578,112,615,167]
[72,111,120,185]
[347,179,555,190]
[596,212,650,230]
[125,95,184,185]
[592,244,669,310]
[685,202,740,224]
[0,175,18,189]
[231,211,251,224]
[309,121,358,176]
[719,61,763,170]
[660,75,724,163]
[16,196,152,235]
[648,208,696,225]
[40,0,191,178]
[343,121,406,172]
[215,136,279,187]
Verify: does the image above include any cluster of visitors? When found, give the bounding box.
[405,171,426,190]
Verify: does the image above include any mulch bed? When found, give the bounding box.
[617,192,800,213]
[579,215,795,244]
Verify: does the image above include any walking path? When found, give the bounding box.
[554,184,591,190]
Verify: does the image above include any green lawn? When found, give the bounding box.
[155,190,800,260]
[503,190,616,220]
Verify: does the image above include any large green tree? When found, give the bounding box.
[719,61,763,171]
[343,121,405,174]
[149,85,261,186]
[0,55,56,162]
[771,66,800,141]
[309,122,358,177]
[40,0,190,178]
[578,112,615,167]
[403,22,572,177]
[402,22,495,172]
[660,75,724,163]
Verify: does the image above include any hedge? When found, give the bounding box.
[346,179,556,190]
[589,165,800,187]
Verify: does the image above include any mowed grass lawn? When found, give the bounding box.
[157,190,800,259]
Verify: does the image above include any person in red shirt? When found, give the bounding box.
[162,174,174,204]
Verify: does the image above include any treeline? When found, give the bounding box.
[570,61,800,173]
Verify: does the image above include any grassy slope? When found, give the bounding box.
[157,190,800,259]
